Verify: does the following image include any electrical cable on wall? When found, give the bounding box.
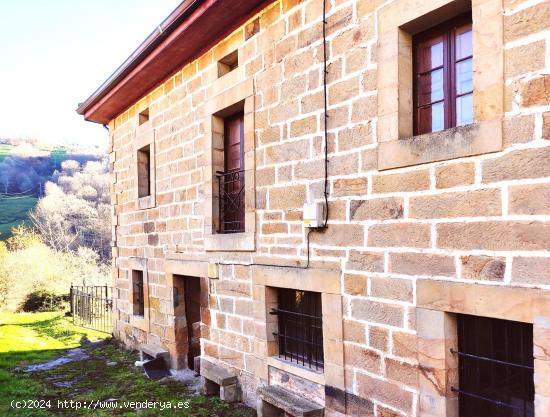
[216,0,330,271]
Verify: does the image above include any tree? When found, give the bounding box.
[29,159,111,261]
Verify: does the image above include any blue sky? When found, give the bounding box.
[0,0,182,149]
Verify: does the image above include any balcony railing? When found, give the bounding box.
[216,169,245,234]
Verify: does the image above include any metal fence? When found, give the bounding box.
[70,285,113,334]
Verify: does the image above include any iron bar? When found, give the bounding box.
[216,169,245,234]
[450,387,525,411]
[450,348,534,370]
[71,285,113,334]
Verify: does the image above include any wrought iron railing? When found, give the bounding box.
[216,169,245,233]
[70,285,113,334]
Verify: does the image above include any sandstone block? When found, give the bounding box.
[372,170,430,193]
[269,185,306,209]
[509,183,550,215]
[437,221,550,251]
[460,256,506,281]
[482,147,550,182]
[409,189,501,219]
[368,223,431,248]
[346,250,384,272]
[435,162,475,189]
[512,257,550,285]
[351,299,404,327]
[389,252,455,277]
[350,197,404,220]
[332,177,368,197]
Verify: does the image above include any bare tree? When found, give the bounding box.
[30,159,111,260]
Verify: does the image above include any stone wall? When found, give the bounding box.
[107,0,550,415]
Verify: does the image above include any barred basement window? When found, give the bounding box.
[271,289,323,370]
[413,13,473,135]
[452,314,534,417]
[132,270,144,316]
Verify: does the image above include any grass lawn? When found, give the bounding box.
[0,195,38,239]
[0,312,255,417]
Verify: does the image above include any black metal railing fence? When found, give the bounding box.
[70,285,113,334]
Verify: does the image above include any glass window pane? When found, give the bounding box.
[418,102,444,134]
[418,69,444,106]
[456,93,473,126]
[456,29,472,60]
[431,102,445,132]
[417,39,444,73]
[456,58,473,94]
[430,42,443,68]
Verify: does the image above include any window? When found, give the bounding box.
[217,112,245,233]
[413,14,473,135]
[137,145,151,198]
[454,314,534,417]
[271,289,324,370]
[217,50,238,77]
[132,270,145,316]
[138,108,149,125]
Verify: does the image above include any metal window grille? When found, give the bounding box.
[216,169,245,233]
[132,271,144,316]
[453,314,534,417]
[271,289,324,370]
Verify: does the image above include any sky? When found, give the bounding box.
[0,0,182,150]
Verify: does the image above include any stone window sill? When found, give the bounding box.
[266,356,325,386]
[378,120,502,170]
[137,195,155,210]
[204,232,255,252]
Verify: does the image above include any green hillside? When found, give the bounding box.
[0,144,14,161]
[0,195,38,239]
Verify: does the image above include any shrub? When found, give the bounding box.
[19,290,69,312]
[0,227,110,311]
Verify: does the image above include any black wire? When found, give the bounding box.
[322,0,329,228]
[217,228,313,270]
[211,2,329,271]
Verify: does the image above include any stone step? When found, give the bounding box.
[258,385,324,417]
[200,358,237,387]
[139,343,170,363]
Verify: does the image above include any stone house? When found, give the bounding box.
[77,0,550,415]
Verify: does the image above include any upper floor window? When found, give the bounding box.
[454,314,534,417]
[218,50,239,78]
[137,145,151,198]
[217,112,245,233]
[413,14,473,136]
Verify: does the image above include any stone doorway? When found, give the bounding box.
[172,274,205,370]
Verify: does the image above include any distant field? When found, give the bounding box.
[0,144,14,161]
[0,195,37,239]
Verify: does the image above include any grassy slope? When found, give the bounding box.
[0,144,14,160]
[0,196,38,239]
[0,312,255,417]
[0,144,34,239]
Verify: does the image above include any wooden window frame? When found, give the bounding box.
[413,13,473,136]
[376,0,504,171]
[134,126,156,210]
[217,112,245,234]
